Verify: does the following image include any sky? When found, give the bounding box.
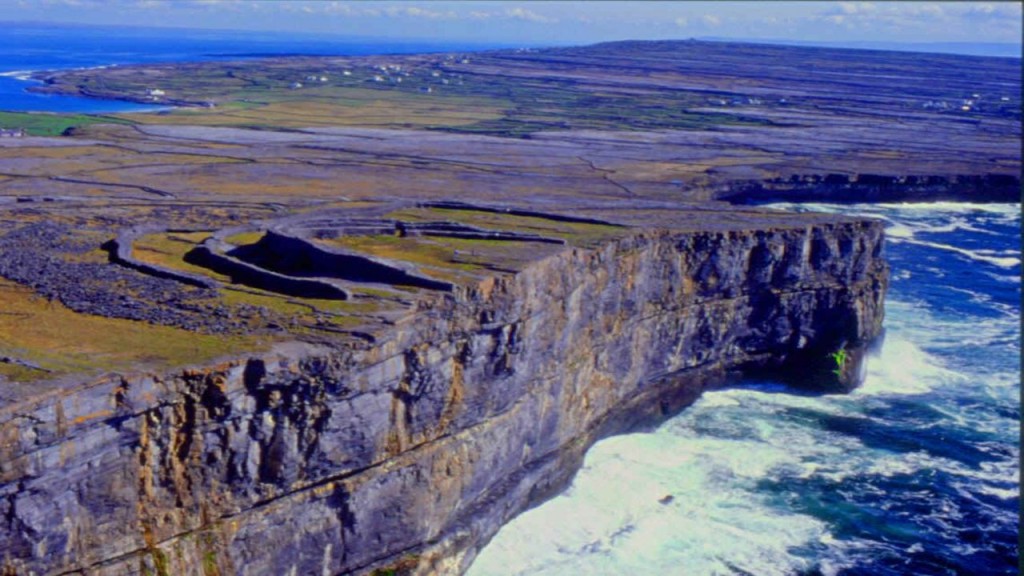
[3,1,1022,49]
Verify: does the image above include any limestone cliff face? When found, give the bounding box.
[0,222,887,576]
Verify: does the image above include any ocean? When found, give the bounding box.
[469,202,1020,576]
[0,23,510,113]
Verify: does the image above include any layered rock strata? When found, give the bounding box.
[0,220,887,575]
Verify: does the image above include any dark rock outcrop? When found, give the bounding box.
[0,221,887,575]
[718,173,1022,204]
[0,222,230,332]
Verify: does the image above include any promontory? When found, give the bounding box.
[0,40,1018,575]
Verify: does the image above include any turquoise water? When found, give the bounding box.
[471,203,1020,575]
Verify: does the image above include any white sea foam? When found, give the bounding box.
[0,70,36,81]
[875,201,1022,218]
[983,271,1021,284]
[855,334,960,396]
[766,200,1021,218]
[473,203,1019,575]
[888,237,1020,268]
[469,417,835,576]
[0,64,120,82]
[882,216,998,240]
[473,315,1014,573]
[885,298,1019,360]
[766,202,1021,239]
[884,222,916,238]
[471,385,882,576]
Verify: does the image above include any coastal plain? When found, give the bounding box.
[0,40,1018,575]
[0,40,1018,390]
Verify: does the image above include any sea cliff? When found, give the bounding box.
[0,220,887,575]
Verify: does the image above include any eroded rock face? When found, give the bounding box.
[0,222,887,575]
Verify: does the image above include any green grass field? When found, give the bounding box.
[0,111,134,136]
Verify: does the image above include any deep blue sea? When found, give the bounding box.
[0,23,510,113]
[471,203,1020,576]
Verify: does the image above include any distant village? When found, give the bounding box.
[282,54,470,93]
[921,92,1014,113]
[704,90,1015,116]
[137,54,476,110]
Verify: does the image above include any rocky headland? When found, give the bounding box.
[1,207,888,575]
[0,39,1018,575]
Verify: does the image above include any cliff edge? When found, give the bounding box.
[0,212,887,575]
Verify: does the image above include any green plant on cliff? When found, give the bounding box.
[202,550,221,576]
[148,548,171,576]
[829,348,848,378]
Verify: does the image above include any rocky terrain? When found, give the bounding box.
[0,39,1017,574]
[0,209,888,575]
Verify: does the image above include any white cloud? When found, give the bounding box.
[838,2,876,15]
[381,5,456,19]
[42,0,93,6]
[817,1,952,30]
[270,2,554,24]
[966,3,996,16]
[702,14,721,27]
[674,17,688,28]
[505,7,557,24]
[961,2,1021,20]
[322,2,357,15]
[914,4,944,18]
